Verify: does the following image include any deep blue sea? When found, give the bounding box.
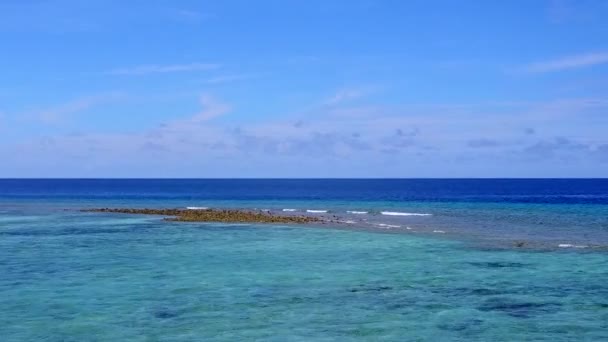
[1,179,608,341]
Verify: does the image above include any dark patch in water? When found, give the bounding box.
[478,297,561,318]
[153,308,179,319]
[470,288,504,296]
[385,301,412,310]
[249,288,276,299]
[289,296,315,304]
[350,285,393,293]
[1,228,126,237]
[431,287,507,297]
[468,261,528,269]
[437,318,484,332]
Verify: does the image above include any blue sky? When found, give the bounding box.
[1,0,607,177]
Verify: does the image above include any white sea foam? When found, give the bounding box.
[433,230,446,234]
[558,244,588,248]
[306,210,328,213]
[282,209,297,212]
[377,223,401,228]
[381,211,432,216]
[347,211,368,214]
[186,206,209,210]
[340,220,356,224]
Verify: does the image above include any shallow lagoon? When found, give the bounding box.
[1,210,607,341]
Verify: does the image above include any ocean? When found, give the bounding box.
[1,179,607,341]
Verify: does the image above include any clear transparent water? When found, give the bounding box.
[1,209,607,341]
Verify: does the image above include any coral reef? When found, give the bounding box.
[83,208,321,224]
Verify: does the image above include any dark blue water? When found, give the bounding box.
[2,178,608,204]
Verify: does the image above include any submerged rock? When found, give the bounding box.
[152,307,180,319]
[477,296,561,318]
[514,241,527,248]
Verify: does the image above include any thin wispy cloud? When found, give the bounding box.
[109,63,220,76]
[29,93,124,124]
[175,9,204,20]
[203,73,259,84]
[162,94,231,129]
[191,94,231,122]
[467,138,501,148]
[546,0,607,23]
[323,87,378,106]
[523,52,608,73]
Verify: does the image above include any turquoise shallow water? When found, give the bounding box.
[1,208,608,341]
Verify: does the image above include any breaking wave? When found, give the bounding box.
[558,244,588,248]
[380,211,432,216]
[377,223,401,228]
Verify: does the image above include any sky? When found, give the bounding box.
[1,0,608,177]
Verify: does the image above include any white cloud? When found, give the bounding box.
[4,94,608,177]
[109,63,220,76]
[523,52,608,73]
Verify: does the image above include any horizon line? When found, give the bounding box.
[1,177,607,180]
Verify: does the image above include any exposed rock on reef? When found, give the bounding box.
[82,208,321,224]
